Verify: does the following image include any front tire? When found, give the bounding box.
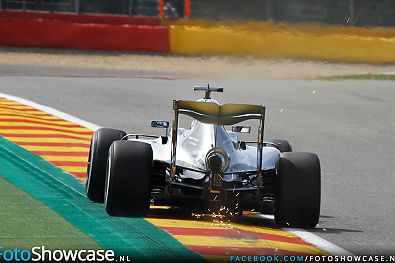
[274,152,321,228]
[105,141,153,217]
[86,128,126,203]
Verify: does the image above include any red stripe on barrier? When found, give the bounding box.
[161,227,309,245]
[0,17,170,52]
[0,10,161,26]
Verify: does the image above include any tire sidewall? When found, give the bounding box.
[86,128,126,202]
[105,140,153,217]
[275,152,321,228]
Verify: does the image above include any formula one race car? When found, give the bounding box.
[86,86,321,228]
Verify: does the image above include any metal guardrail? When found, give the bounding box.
[0,0,394,26]
[188,0,395,27]
[1,0,74,12]
[0,0,161,16]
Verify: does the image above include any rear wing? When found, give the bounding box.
[170,100,266,180]
[175,100,265,126]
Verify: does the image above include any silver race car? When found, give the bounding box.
[86,86,321,228]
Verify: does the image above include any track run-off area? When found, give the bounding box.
[0,93,345,262]
[0,71,394,258]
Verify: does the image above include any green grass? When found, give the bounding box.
[0,136,203,262]
[0,176,102,250]
[317,73,395,81]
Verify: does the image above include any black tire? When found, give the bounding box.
[105,140,153,217]
[274,152,321,228]
[86,128,126,203]
[267,139,293,153]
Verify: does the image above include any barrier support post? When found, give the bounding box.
[74,0,80,13]
[128,0,134,16]
[184,0,191,18]
[349,0,355,25]
[266,0,272,20]
[159,0,165,18]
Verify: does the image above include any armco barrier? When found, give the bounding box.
[0,10,161,26]
[0,18,169,52]
[166,20,395,63]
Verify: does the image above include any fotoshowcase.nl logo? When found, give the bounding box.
[0,246,131,262]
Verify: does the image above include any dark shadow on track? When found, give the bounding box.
[319,215,335,219]
[310,227,363,234]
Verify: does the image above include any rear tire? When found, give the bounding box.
[267,139,293,152]
[274,152,321,228]
[105,140,153,217]
[86,128,126,203]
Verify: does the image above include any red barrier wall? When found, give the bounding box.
[0,10,161,25]
[0,18,170,52]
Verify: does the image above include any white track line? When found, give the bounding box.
[259,210,353,255]
[0,92,352,256]
[284,228,352,255]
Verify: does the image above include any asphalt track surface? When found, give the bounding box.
[0,71,394,255]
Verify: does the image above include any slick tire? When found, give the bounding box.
[274,152,321,228]
[86,128,126,203]
[105,140,153,217]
